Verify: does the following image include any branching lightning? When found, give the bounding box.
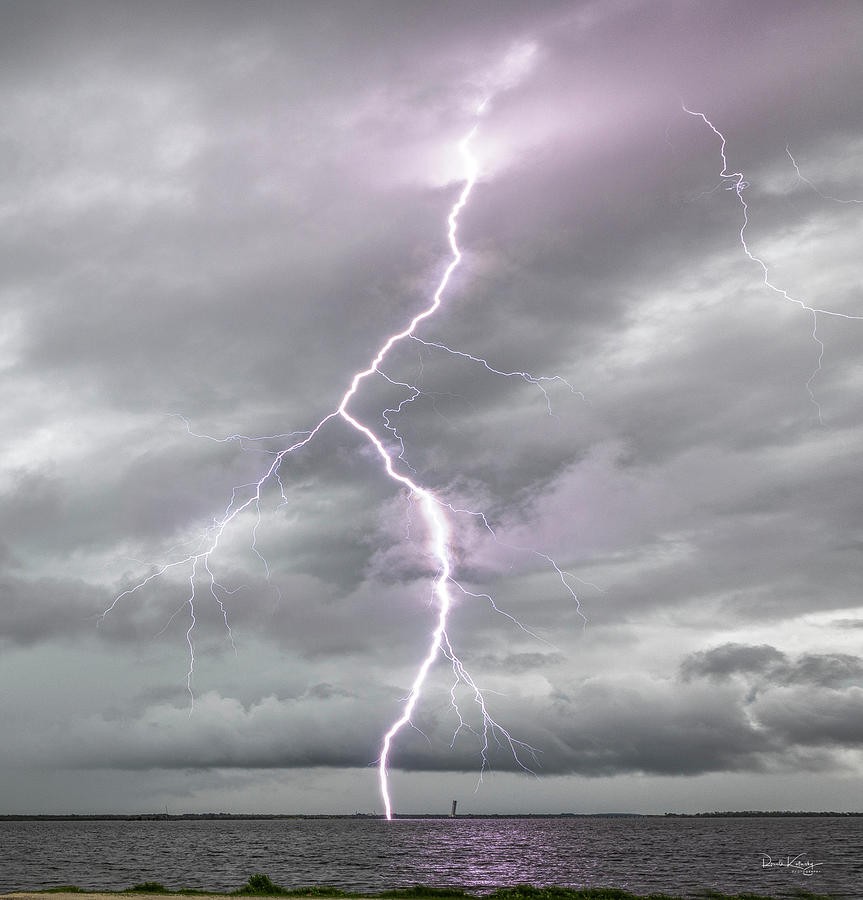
[103,104,585,818]
[785,146,863,205]
[683,104,863,421]
[409,335,586,417]
[110,96,861,819]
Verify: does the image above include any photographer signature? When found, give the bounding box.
[761,853,822,876]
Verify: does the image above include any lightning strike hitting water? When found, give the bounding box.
[104,105,583,818]
[683,104,863,420]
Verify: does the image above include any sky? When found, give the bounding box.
[2,0,863,816]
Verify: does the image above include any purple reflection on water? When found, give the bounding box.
[0,816,860,899]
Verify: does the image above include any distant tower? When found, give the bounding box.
[450,800,457,818]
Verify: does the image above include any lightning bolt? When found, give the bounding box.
[683,104,863,421]
[785,146,863,205]
[103,102,585,818]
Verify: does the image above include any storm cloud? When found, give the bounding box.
[2,0,863,814]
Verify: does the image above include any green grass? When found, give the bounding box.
[234,876,292,896]
[28,878,836,900]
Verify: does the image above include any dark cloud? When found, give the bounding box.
[680,644,788,682]
[681,644,863,691]
[787,654,863,689]
[0,574,104,646]
[22,662,859,781]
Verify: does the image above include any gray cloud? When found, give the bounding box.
[11,662,857,782]
[680,644,789,682]
[681,644,863,691]
[2,0,863,813]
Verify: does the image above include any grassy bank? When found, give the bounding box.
[28,875,834,900]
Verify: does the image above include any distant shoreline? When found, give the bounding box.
[0,810,860,821]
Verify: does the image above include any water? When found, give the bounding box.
[0,817,860,899]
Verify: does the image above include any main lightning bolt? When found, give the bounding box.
[103,104,583,818]
[683,104,863,420]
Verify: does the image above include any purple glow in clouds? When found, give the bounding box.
[102,99,582,818]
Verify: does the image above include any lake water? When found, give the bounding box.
[0,817,860,899]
